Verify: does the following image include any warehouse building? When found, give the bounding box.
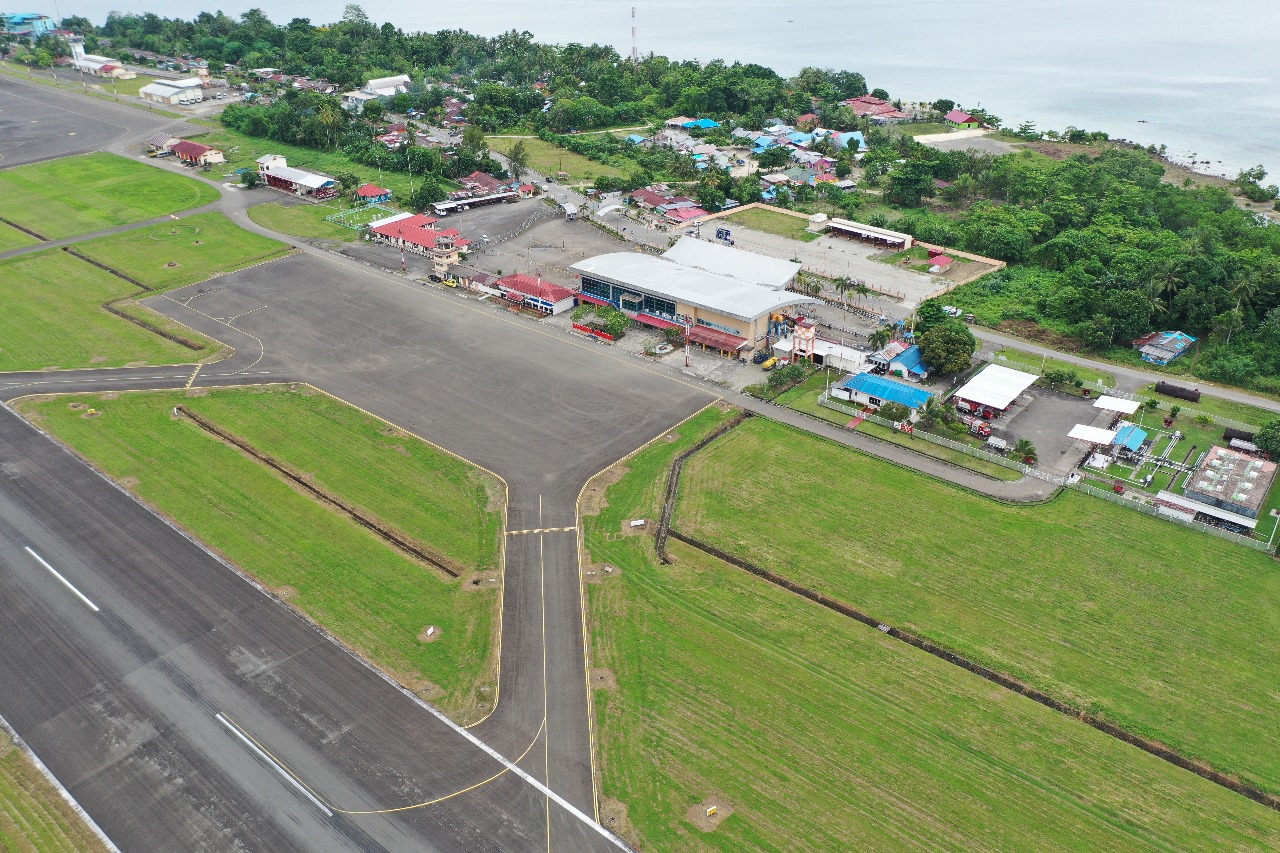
[571,241,818,355]
[256,155,338,200]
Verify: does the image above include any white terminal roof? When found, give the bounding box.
[367,211,414,229]
[571,253,820,322]
[954,364,1038,410]
[662,236,801,290]
[1094,395,1140,415]
[261,163,334,189]
[142,77,202,91]
[1068,424,1118,444]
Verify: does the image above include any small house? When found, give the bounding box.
[832,373,934,418]
[943,109,982,129]
[170,139,226,166]
[355,183,392,204]
[868,341,929,380]
[1132,330,1196,365]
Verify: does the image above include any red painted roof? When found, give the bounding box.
[667,207,710,221]
[370,214,467,251]
[171,140,215,159]
[636,313,680,330]
[495,273,575,304]
[796,112,818,123]
[944,109,978,124]
[356,183,390,198]
[929,254,954,266]
[689,326,747,351]
[463,171,503,193]
[630,188,670,207]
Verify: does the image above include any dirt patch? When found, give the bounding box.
[687,797,733,831]
[579,463,628,517]
[391,444,410,456]
[418,625,443,643]
[89,355,107,364]
[582,562,621,584]
[184,387,210,397]
[589,667,617,690]
[119,476,140,489]
[68,402,86,410]
[164,262,180,268]
[618,518,647,536]
[995,319,1083,352]
[463,570,501,591]
[664,432,679,442]
[599,798,635,839]
[269,584,299,602]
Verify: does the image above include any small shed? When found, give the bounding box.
[170,140,225,166]
[944,110,981,129]
[355,183,392,204]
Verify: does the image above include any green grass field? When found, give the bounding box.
[722,207,820,242]
[1139,382,1279,427]
[586,406,1280,851]
[486,136,623,184]
[0,733,109,853]
[997,347,1117,388]
[74,212,290,289]
[675,416,1280,794]
[0,250,218,371]
[0,153,217,240]
[0,221,39,252]
[20,386,502,722]
[246,201,363,241]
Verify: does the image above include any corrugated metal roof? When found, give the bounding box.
[839,373,933,409]
[570,253,819,322]
[662,237,801,290]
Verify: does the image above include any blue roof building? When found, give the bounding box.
[625,134,646,144]
[787,131,814,145]
[1113,424,1148,452]
[1134,330,1196,365]
[1,12,55,39]
[683,118,721,129]
[833,373,934,413]
[836,131,868,151]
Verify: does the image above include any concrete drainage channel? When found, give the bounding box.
[652,411,1280,815]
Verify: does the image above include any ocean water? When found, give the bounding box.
[54,0,1278,175]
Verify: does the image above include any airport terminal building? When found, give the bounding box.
[570,238,817,354]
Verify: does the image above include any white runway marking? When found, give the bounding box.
[215,713,334,817]
[23,546,99,612]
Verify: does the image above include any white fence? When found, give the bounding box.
[1065,480,1272,552]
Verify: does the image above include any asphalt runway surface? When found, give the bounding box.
[146,252,714,821]
[0,75,172,168]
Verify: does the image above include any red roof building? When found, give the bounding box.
[944,109,981,127]
[462,171,504,194]
[494,273,577,315]
[170,139,225,166]
[368,213,469,273]
[630,188,671,209]
[840,95,908,121]
[355,183,392,202]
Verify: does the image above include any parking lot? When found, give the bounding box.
[993,386,1115,475]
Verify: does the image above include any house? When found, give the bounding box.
[665,116,695,127]
[832,373,934,417]
[1133,330,1196,365]
[138,78,204,105]
[146,132,179,153]
[868,341,929,380]
[840,95,908,121]
[462,171,504,194]
[341,90,380,112]
[625,133,647,144]
[682,118,721,130]
[927,252,953,273]
[67,37,136,78]
[170,140,226,166]
[366,211,469,274]
[257,155,338,200]
[943,109,982,129]
[666,206,711,224]
[1180,445,1278,522]
[834,130,868,151]
[446,265,498,290]
[494,273,577,315]
[355,183,392,204]
[364,74,412,99]
[794,112,819,129]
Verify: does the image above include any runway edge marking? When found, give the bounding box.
[0,713,122,853]
[0,394,632,847]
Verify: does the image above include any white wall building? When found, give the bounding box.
[139,78,204,104]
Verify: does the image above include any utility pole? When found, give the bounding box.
[684,316,692,368]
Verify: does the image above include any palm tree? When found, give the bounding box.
[1227,270,1259,344]
[1013,438,1038,464]
[917,396,950,430]
[868,326,892,351]
[852,280,872,306]
[1149,257,1185,310]
[834,276,852,306]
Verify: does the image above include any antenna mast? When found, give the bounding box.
[631,6,639,64]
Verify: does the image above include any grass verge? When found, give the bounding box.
[723,207,819,242]
[18,386,503,722]
[1138,382,1278,427]
[0,250,218,371]
[486,136,623,184]
[247,201,362,242]
[0,731,109,853]
[73,211,290,289]
[675,416,1280,793]
[585,405,1280,851]
[996,347,1116,388]
[0,152,217,239]
[0,221,39,252]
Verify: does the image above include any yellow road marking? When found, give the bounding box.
[183,363,202,390]
[507,526,576,536]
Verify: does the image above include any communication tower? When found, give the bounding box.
[631,7,639,64]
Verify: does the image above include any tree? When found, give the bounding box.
[877,402,911,423]
[1013,438,1037,463]
[361,99,383,121]
[867,326,892,351]
[917,319,976,374]
[755,146,790,169]
[768,363,806,389]
[870,88,889,100]
[931,98,955,114]
[506,139,529,183]
[407,176,445,211]
[341,3,370,25]
[241,171,260,189]
[1041,368,1081,390]
[461,124,488,156]
[914,299,947,334]
[1256,420,1280,458]
[917,396,953,430]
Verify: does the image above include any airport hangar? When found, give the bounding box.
[570,237,820,355]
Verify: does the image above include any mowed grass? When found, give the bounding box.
[0,153,217,239]
[722,207,820,242]
[20,387,503,722]
[676,416,1280,793]
[997,347,1117,388]
[486,136,623,183]
[586,406,1280,852]
[247,201,361,242]
[0,734,109,853]
[0,221,39,252]
[1140,382,1279,427]
[74,212,290,289]
[0,250,217,371]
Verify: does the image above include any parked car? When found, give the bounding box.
[751,351,769,364]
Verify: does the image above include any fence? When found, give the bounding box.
[1097,387,1264,432]
[1065,480,1272,552]
[817,393,1042,477]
